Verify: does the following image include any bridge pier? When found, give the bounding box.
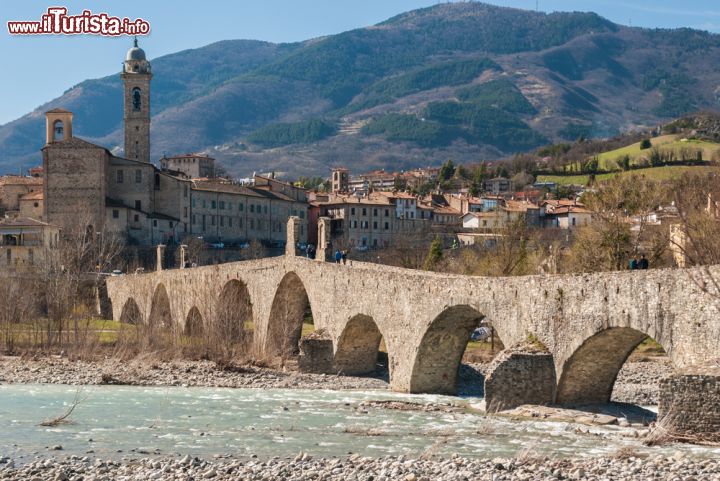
[483,346,556,413]
[658,368,720,441]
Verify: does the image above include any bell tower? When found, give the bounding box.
[121,38,152,163]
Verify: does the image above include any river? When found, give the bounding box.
[1,384,718,463]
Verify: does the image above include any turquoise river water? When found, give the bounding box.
[1,384,719,462]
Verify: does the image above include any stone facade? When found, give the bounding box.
[121,39,152,164]
[483,348,556,413]
[298,330,334,374]
[658,373,720,439]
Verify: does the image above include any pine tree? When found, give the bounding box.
[423,237,443,271]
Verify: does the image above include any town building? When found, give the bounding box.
[0,217,60,272]
[37,41,308,248]
[331,168,350,193]
[310,192,430,249]
[160,154,215,179]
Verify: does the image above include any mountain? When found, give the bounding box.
[2,2,720,179]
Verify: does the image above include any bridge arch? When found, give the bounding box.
[185,306,204,337]
[119,297,143,325]
[265,271,313,357]
[215,279,253,343]
[556,327,666,405]
[148,283,172,329]
[409,305,484,394]
[334,314,384,376]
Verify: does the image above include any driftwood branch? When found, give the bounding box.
[40,387,86,427]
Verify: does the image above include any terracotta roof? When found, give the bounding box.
[504,200,540,212]
[0,217,56,228]
[0,176,43,186]
[163,153,214,160]
[19,191,44,201]
[548,206,591,215]
[433,206,461,215]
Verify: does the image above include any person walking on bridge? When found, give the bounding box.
[629,256,638,270]
[334,249,342,264]
[637,254,649,270]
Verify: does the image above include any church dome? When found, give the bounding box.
[125,39,146,61]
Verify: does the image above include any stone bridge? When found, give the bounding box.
[106,219,720,436]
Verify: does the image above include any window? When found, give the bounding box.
[220,216,224,227]
[135,169,142,183]
[53,120,64,141]
[192,214,196,225]
[250,219,254,230]
[373,208,378,216]
[183,207,188,218]
[134,214,139,222]
[351,207,355,216]
[169,222,174,228]
[112,209,119,219]
[211,215,215,226]
[239,203,244,212]
[116,170,124,183]
[373,221,377,229]
[362,208,367,216]
[219,201,225,210]
[135,200,141,211]
[132,87,142,110]
[384,222,389,230]
[385,209,389,217]
[264,205,268,214]
[211,200,217,209]
[227,202,232,210]
[411,212,415,219]
[250,205,255,213]
[299,211,305,219]
[154,173,160,189]
[153,220,157,227]
[229,217,233,228]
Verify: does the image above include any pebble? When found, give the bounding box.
[0,454,717,481]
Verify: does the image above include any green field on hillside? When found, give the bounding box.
[538,165,720,186]
[595,135,720,170]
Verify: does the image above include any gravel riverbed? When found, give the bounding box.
[1,452,718,481]
[0,356,674,405]
[0,357,388,391]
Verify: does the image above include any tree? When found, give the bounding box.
[565,174,668,272]
[438,159,456,182]
[469,163,488,197]
[616,155,631,171]
[423,237,443,271]
[640,139,652,150]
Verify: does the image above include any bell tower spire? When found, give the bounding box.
[121,38,152,163]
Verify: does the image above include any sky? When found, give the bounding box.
[2,0,720,125]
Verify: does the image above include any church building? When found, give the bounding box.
[40,40,308,247]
